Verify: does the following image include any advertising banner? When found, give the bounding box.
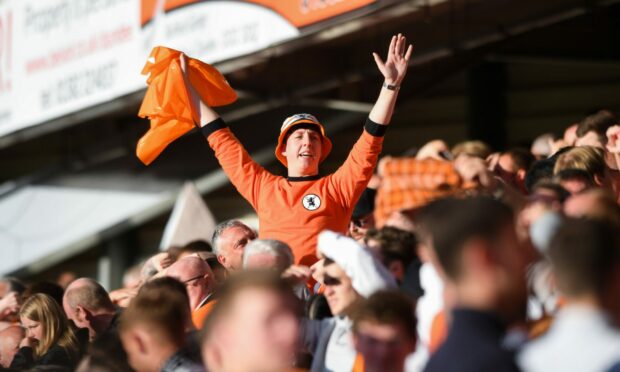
[0,0,377,139]
[0,2,14,135]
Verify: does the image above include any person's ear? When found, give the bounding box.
[217,254,226,266]
[122,329,147,357]
[593,173,605,187]
[75,306,88,322]
[133,329,150,355]
[202,273,212,287]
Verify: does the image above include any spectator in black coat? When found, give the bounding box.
[11,294,81,370]
[424,197,529,372]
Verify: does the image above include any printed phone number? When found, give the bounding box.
[39,61,117,109]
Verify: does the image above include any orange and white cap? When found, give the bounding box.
[275,113,332,167]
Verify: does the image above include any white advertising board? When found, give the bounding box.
[0,0,376,139]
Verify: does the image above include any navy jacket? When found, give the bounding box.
[424,308,521,372]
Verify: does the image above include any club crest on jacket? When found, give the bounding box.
[302,194,321,211]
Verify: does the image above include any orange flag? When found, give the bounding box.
[137,46,237,165]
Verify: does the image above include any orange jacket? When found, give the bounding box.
[203,118,385,265]
[191,299,218,329]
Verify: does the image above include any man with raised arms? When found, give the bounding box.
[181,34,413,266]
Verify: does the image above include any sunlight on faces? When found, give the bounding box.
[354,322,415,372]
[207,288,299,372]
[282,127,322,177]
[323,261,362,316]
[218,226,255,271]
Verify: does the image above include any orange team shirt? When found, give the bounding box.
[202,117,385,265]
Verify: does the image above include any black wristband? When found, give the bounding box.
[382,82,400,91]
[364,118,387,137]
[200,118,228,138]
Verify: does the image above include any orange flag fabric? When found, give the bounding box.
[137,46,237,165]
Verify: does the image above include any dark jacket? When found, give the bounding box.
[424,308,521,372]
[10,344,77,370]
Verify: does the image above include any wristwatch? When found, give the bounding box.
[382,82,400,91]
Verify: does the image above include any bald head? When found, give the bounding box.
[64,278,115,314]
[63,278,116,340]
[0,325,24,368]
[167,257,211,280]
[166,257,215,311]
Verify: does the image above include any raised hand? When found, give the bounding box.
[454,155,497,189]
[373,34,413,86]
[177,52,220,126]
[281,265,312,285]
[416,140,451,161]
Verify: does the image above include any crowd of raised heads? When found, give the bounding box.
[1,108,620,372]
